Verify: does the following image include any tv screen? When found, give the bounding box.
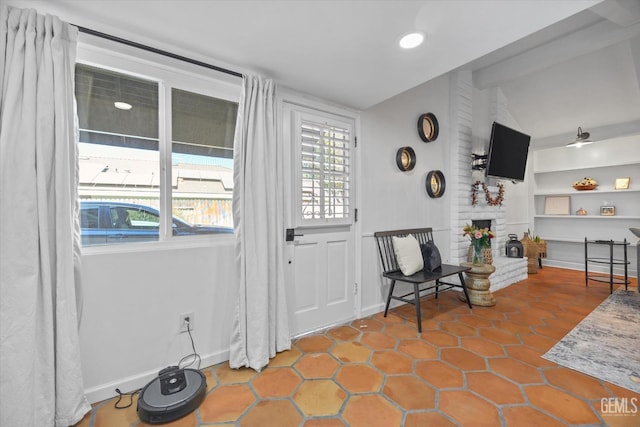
[485,122,531,181]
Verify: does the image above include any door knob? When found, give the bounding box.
[285,228,304,242]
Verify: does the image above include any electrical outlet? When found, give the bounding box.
[179,312,194,333]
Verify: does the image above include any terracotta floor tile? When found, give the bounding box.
[138,412,197,427]
[360,331,397,350]
[543,315,581,331]
[491,319,533,335]
[478,326,521,345]
[404,412,457,427]
[596,401,640,427]
[252,367,301,398]
[489,358,543,384]
[525,384,600,424]
[419,318,440,331]
[439,320,477,337]
[295,353,339,379]
[383,375,436,410]
[520,333,557,352]
[293,380,346,416]
[296,335,334,353]
[466,372,525,404]
[72,410,91,427]
[239,400,302,427]
[421,330,458,347]
[327,325,360,341]
[603,382,640,399]
[518,306,556,319]
[370,350,413,374]
[502,406,567,427]
[371,311,404,324]
[460,337,505,357]
[215,362,257,384]
[351,317,384,332]
[93,398,139,427]
[335,364,383,393]
[203,369,217,391]
[439,390,501,427]
[455,314,493,328]
[505,345,556,368]
[398,339,438,359]
[544,367,610,399]
[342,395,403,427]
[200,384,255,423]
[532,324,570,340]
[270,347,302,366]
[331,341,371,363]
[528,301,564,312]
[470,305,506,320]
[415,360,464,389]
[440,347,486,371]
[303,419,347,427]
[382,323,421,339]
[506,312,547,326]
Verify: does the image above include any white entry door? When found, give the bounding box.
[283,104,357,336]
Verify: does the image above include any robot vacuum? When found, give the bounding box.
[137,366,207,424]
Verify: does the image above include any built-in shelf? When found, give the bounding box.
[533,160,640,174]
[532,141,639,277]
[534,188,640,196]
[534,215,640,220]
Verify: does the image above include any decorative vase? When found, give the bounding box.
[472,241,485,265]
[467,244,493,265]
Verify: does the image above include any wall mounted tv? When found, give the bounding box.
[485,121,531,182]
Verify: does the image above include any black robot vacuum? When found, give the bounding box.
[137,366,207,424]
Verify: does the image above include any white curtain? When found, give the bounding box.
[0,6,90,426]
[229,75,291,371]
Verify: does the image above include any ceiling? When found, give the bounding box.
[6,0,640,148]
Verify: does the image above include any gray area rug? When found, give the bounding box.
[543,290,640,393]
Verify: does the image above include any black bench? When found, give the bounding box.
[374,228,472,332]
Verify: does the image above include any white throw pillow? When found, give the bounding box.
[392,234,424,275]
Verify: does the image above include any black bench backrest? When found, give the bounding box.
[374,228,434,274]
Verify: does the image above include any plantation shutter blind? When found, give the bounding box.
[299,117,352,224]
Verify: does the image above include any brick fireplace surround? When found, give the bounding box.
[448,71,527,292]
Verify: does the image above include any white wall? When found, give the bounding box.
[359,74,453,316]
[79,239,237,402]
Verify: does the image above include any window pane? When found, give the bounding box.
[300,119,351,221]
[171,88,236,235]
[76,64,161,246]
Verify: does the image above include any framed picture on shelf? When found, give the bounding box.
[544,196,570,215]
[600,206,616,216]
[614,177,630,190]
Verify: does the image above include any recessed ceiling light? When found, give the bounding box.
[399,32,424,49]
[114,101,132,110]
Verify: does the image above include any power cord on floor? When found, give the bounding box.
[114,388,139,409]
[113,317,201,409]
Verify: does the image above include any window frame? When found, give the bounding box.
[76,34,241,253]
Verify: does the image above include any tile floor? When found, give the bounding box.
[74,267,639,427]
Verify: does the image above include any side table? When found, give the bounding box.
[459,262,496,307]
[584,238,630,294]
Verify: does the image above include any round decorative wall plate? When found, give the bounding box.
[426,170,446,198]
[396,146,416,171]
[418,113,439,142]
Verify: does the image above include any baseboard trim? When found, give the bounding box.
[84,349,230,404]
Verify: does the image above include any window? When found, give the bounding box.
[295,112,353,225]
[75,48,239,247]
